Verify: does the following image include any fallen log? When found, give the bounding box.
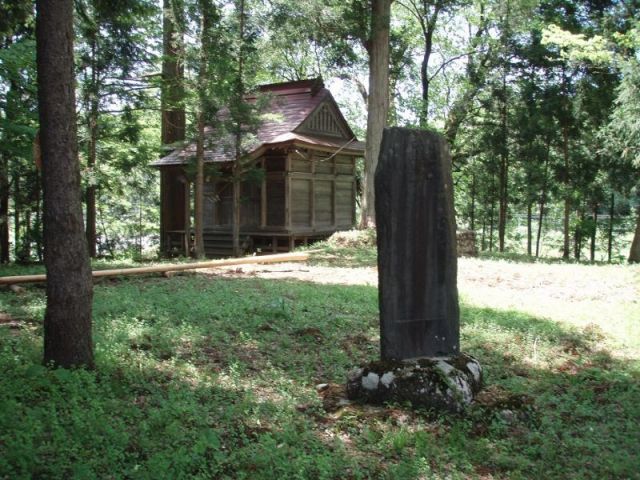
[0,251,310,286]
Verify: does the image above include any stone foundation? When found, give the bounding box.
[346,354,482,413]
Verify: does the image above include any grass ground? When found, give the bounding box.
[0,239,638,479]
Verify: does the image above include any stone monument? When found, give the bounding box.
[347,128,482,412]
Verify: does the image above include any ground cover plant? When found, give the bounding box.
[0,241,639,479]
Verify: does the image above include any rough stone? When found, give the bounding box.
[346,353,483,413]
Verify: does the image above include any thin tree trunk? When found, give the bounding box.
[481,216,486,251]
[590,203,598,262]
[417,5,440,127]
[561,68,571,259]
[629,205,640,264]
[193,3,212,260]
[0,154,8,263]
[498,24,509,253]
[470,173,476,231]
[86,38,98,258]
[360,0,391,228]
[36,0,94,368]
[194,110,205,259]
[489,195,495,252]
[527,202,532,256]
[23,210,31,261]
[232,0,246,257]
[535,199,545,258]
[14,173,20,259]
[536,138,550,258]
[607,193,614,263]
[574,206,584,261]
[97,201,114,258]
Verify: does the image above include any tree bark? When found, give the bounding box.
[14,172,21,260]
[161,0,185,146]
[360,0,391,228]
[193,5,210,260]
[469,173,476,231]
[574,206,584,260]
[232,0,246,257]
[0,154,8,263]
[607,193,614,263]
[590,203,598,262]
[527,202,532,256]
[160,0,186,255]
[417,3,441,127]
[36,0,94,368]
[194,110,205,259]
[85,37,98,258]
[561,69,571,260]
[536,139,550,258]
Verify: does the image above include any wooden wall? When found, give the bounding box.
[287,150,356,231]
[190,148,357,234]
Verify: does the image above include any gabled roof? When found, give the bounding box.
[152,78,365,167]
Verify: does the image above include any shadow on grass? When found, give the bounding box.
[0,275,638,479]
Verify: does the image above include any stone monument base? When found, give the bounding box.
[346,353,482,413]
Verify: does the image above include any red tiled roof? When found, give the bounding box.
[151,79,364,166]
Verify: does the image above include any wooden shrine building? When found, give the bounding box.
[152,79,365,257]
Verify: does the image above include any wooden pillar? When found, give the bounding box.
[310,151,315,229]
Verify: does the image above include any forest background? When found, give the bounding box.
[1,0,639,265]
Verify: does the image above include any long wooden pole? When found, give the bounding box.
[0,251,310,286]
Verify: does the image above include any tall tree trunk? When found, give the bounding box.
[194,110,205,259]
[161,0,185,146]
[470,173,476,231]
[193,5,210,260]
[561,68,571,260]
[629,206,640,264]
[417,5,441,128]
[36,0,94,368]
[607,193,614,263]
[574,206,584,260]
[489,195,495,252]
[590,203,598,262]
[481,217,486,251]
[360,0,391,228]
[498,26,509,253]
[23,210,31,261]
[160,0,186,255]
[536,193,547,258]
[232,0,246,257]
[536,138,550,258]
[0,154,8,263]
[14,173,20,259]
[85,37,98,258]
[527,202,532,256]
